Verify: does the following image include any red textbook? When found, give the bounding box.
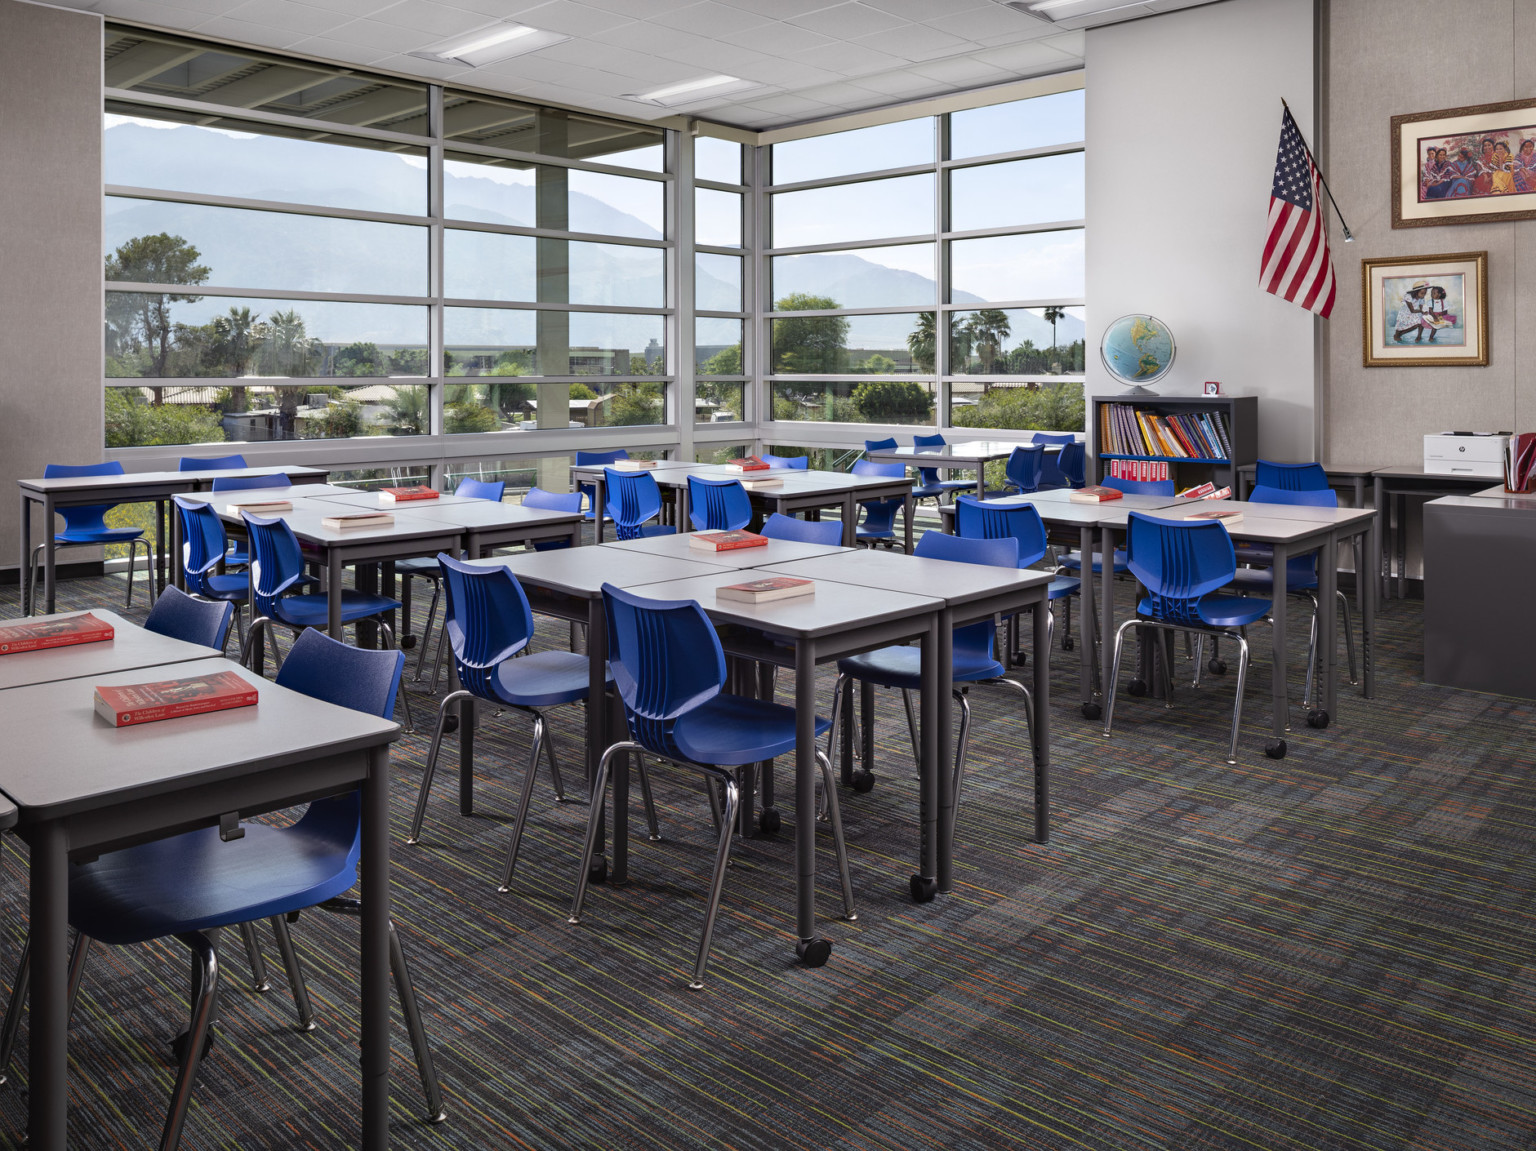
[94,669,259,727]
[380,485,439,503]
[724,456,770,472]
[717,577,814,604]
[1069,485,1124,503]
[690,530,769,552]
[1186,507,1244,527]
[0,612,114,655]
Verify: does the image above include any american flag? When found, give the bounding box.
[1259,107,1336,318]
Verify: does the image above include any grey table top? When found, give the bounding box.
[464,547,717,597]
[1373,464,1501,482]
[379,499,581,533]
[599,533,852,569]
[0,658,397,821]
[1131,504,1348,544]
[0,610,221,691]
[0,796,13,831]
[305,489,487,508]
[19,465,328,493]
[1145,501,1374,527]
[625,569,941,641]
[940,491,1184,526]
[1426,493,1536,512]
[1238,462,1379,476]
[761,548,1053,609]
[180,484,355,509]
[1022,489,1187,510]
[870,440,1060,464]
[1467,483,1536,501]
[570,460,708,479]
[207,497,471,547]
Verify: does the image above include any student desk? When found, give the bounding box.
[866,440,1061,502]
[19,465,328,614]
[0,609,220,690]
[0,658,399,1149]
[598,531,850,568]
[1372,465,1495,599]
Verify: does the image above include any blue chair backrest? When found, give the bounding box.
[864,438,898,455]
[953,495,1048,567]
[912,433,949,487]
[1058,442,1087,487]
[1034,434,1075,487]
[575,449,628,467]
[44,462,125,535]
[851,460,905,533]
[212,474,290,493]
[243,513,308,618]
[173,496,231,594]
[602,583,726,761]
[852,460,904,480]
[179,454,249,471]
[604,468,663,540]
[1032,432,1076,445]
[437,555,535,699]
[455,477,504,502]
[144,585,233,650]
[1005,445,1045,493]
[760,513,841,546]
[1248,484,1336,508]
[1255,460,1328,491]
[914,531,1019,667]
[687,476,752,532]
[522,487,581,513]
[1103,475,1175,497]
[760,453,808,470]
[1126,512,1236,626]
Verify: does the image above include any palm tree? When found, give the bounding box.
[211,307,259,413]
[1042,306,1067,366]
[966,309,1012,374]
[907,312,936,374]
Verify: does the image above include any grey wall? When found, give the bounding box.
[1086,0,1317,462]
[1322,0,1536,468]
[0,0,104,574]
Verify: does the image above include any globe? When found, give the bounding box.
[1100,314,1176,392]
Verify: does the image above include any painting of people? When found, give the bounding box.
[1416,126,1536,202]
[1361,252,1486,367]
[1394,98,1536,227]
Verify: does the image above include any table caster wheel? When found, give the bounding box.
[850,770,875,794]
[1062,634,1075,651]
[796,937,832,967]
[1127,677,1148,697]
[909,874,938,903]
[758,807,781,836]
[1306,710,1330,729]
[399,634,417,651]
[1207,658,1227,675]
[1080,701,1101,720]
[1264,739,1287,759]
[1011,650,1027,666]
[587,857,608,885]
[170,1028,215,1064]
[441,714,459,736]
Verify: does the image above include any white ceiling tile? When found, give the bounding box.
[924,6,1049,41]
[785,2,907,40]
[436,0,550,14]
[848,67,948,96]
[98,0,244,23]
[576,0,697,16]
[649,0,773,37]
[313,16,426,50]
[734,91,833,115]
[368,51,473,78]
[716,20,834,56]
[368,0,491,37]
[1039,30,1085,55]
[733,59,842,87]
[715,0,840,16]
[863,0,987,19]
[220,0,351,36]
[852,23,973,62]
[679,41,792,81]
[285,33,394,63]
[280,0,383,15]
[505,1,634,36]
[590,20,714,58]
[909,55,1008,83]
[970,36,1077,71]
[789,40,904,76]
[790,80,880,105]
[532,37,683,78]
[186,14,312,45]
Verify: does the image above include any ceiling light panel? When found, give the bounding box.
[411,22,569,68]
[624,74,763,107]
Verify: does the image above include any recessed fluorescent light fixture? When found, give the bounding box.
[623,74,761,108]
[1003,0,1149,21]
[410,22,568,68]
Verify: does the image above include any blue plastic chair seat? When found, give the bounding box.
[671,694,831,767]
[490,649,609,709]
[200,572,250,599]
[271,589,402,628]
[56,526,142,544]
[1058,550,1129,574]
[395,556,440,576]
[837,643,1004,691]
[1228,566,1318,592]
[912,480,972,501]
[1046,575,1081,600]
[1138,592,1271,629]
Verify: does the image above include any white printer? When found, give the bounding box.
[1423,431,1509,478]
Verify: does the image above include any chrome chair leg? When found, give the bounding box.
[635,753,661,843]
[427,626,449,695]
[1158,629,1176,709]
[269,914,315,1032]
[497,711,549,892]
[378,620,414,734]
[951,690,973,817]
[1193,634,1205,688]
[570,741,642,924]
[1227,633,1252,765]
[1304,596,1320,709]
[161,931,218,1151]
[237,921,269,992]
[684,770,738,990]
[1101,617,1140,739]
[1338,588,1358,685]
[813,749,857,924]
[0,936,29,1085]
[900,688,920,772]
[822,674,849,764]
[388,920,448,1123]
[408,689,473,844]
[27,541,46,616]
[411,578,441,683]
[543,719,567,801]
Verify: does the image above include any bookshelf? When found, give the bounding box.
[1092,394,1257,490]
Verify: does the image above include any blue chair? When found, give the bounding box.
[864,437,897,455]
[178,454,249,471]
[605,467,675,540]
[575,449,627,520]
[687,475,752,532]
[1033,433,1076,489]
[143,584,233,652]
[760,453,809,470]
[826,532,1039,826]
[1056,475,1177,576]
[0,630,444,1147]
[571,584,855,989]
[523,486,582,551]
[1057,442,1088,488]
[760,513,842,547]
[954,495,1082,653]
[910,434,974,508]
[851,460,906,548]
[172,496,252,647]
[1255,460,1329,491]
[1000,445,1046,495]
[27,462,153,616]
[407,557,617,888]
[1103,513,1274,763]
[210,474,291,494]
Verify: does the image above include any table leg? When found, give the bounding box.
[1362,522,1377,700]
[915,615,939,902]
[356,563,379,650]
[327,550,344,640]
[1373,476,1387,602]
[1077,525,1096,711]
[903,491,914,554]
[838,675,855,785]
[756,661,776,819]
[18,492,30,615]
[28,819,68,1149]
[43,495,57,615]
[793,639,827,965]
[155,498,167,594]
[974,469,985,502]
[360,745,391,1148]
[1318,533,1338,722]
[1395,494,1406,600]
[457,692,475,818]
[842,496,856,547]
[593,475,607,544]
[586,596,611,880]
[936,609,955,895]
[1032,590,1052,843]
[676,484,691,534]
[1100,526,1116,705]
[1271,543,1290,739]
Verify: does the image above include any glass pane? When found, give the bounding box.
[696,318,743,375]
[105,294,427,378]
[947,307,1086,375]
[697,442,749,464]
[105,382,426,446]
[950,90,1085,159]
[696,188,741,247]
[950,230,1085,303]
[772,118,932,184]
[442,93,664,171]
[772,243,934,309]
[951,380,1085,434]
[444,230,663,307]
[697,382,744,424]
[762,444,846,470]
[696,253,742,311]
[695,137,742,184]
[770,311,935,375]
[444,154,663,240]
[105,113,427,215]
[950,154,1084,232]
[105,197,427,297]
[771,380,936,425]
[442,379,666,433]
[444,307,665,377]
[772,174,933,247]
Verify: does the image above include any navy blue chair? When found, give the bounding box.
[760,513,842,547]
[27,462,153,616]
[571,584,855,989]
[210,474,290,493]
[605,467,674,540]
[910,433,973,507]
[1000,444,1046,495]
[851,460,906,548]
[1057,442,1087,488]
[1057,475,1177,576]
[760,453,809,470]
[687,475,752,532]
[864,437,897,456]
[1255,460,1329,491]
[1103,513,1274,763]
[144,584,234,652]
[0,630,444,1148]
[826,532,1040,826]
[575,449,627,520]
[179,454,249,471]
[1033,433,1076,489]
[523,486,583,550]
[954,495,1081,654]
[173,496,255,645]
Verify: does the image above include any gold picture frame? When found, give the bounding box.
[1392,98,1536,228]
[1361,251,1487,368]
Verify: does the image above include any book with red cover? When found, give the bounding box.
[93,669,258,727]
[612,459,660,470]
[1177,482,1216,499]
[724,455,770,472]
[0,612,114,656]
[1069,485,1124,503]
[380,485,439,503]
[1186,507,1244,526]
[716,576,815,604]
[689,530,769,552]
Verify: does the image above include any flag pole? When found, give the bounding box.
[1281,97,1353,242]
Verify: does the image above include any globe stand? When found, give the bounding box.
[1120,385,1159,397]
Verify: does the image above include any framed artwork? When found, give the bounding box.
[1392,98,1536,227]
[1361,251,1487,368]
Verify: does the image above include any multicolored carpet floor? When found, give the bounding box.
[0,562,1532,1149]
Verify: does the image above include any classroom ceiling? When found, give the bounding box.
[61,0,1221,131]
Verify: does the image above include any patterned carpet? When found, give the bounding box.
[0,558,1533,1150]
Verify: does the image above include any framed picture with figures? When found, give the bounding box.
[1360,251,1487,368]
[1393,98,1536,227]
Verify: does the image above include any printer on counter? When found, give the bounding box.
[1424,431,1510,478]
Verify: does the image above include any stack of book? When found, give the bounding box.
[724,456,770,473]
[717,576,814,603]
[1108,460,1171,483]
[1099,403,1233,460]
[226,497,292,516]
[321,511,395,530]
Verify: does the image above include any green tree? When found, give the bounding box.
[390,348,429,375]
[446,402,499,434]
[308,399,364,439]
[772,293,847,374]
[105,388,225,448]
[702,344,742,376]
[384,385,429,434]
[210,307,259,410]
[907,312,936,374]
[952,381,1085,434]
[104,233,211,394]
[604,382,664,427]
[857,353,900,375]
[1042,306,1066,357]
[852,379,934,423]
[965,309,1012,374]
[334,341,385,377]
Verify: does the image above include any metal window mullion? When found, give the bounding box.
[105,185,430,226]
[107,88,436,149]
[673,127,694,459]
[940,297,1087,312]
[106,282,429,306]
[442,217,668,249]
[440,136,668,182]
[940,140,1085,170]
[441,298,672,316]
[766,161,936,194]
[936,112,950,430]
[763,233,936,258]
[750,141,769,441]
[428,84,446,447]
[943,220,1086,242]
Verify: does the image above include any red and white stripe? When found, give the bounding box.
[1259,165,1336,318]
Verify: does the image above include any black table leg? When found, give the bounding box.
[793,638,827,966]
[28,819,68,1149]
[360,746,390,1148]
[1032,592,1052,843]
[936,609,955,894]
[915,614,939,902]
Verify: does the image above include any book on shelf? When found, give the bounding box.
[1108,460,1171,483]
[612,459,660,470]
[226,499,292,516]
[1185,507,1243,526]
[320,511,395,530]
[0,612,113,655]
[379,485,439,503]
[1070,485,1124,503]
[724,455,770,472]
[689,530,768,552]
[1099,402,1233,460]
[716,576,815,604]
[94,669,258,728]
